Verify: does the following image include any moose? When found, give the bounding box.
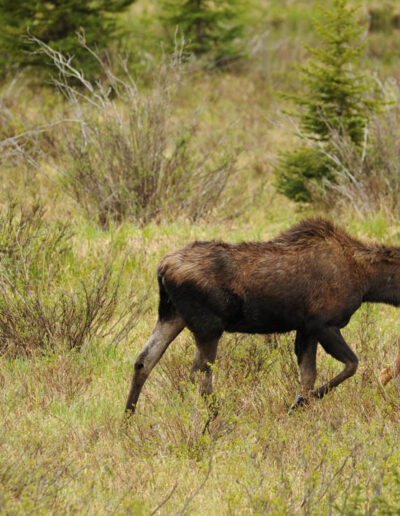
[125,218,400,416]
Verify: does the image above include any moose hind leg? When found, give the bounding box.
[190,334,220,418]
[312,327,358,399]
[125,315,185,415]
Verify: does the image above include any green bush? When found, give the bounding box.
[275,0,381,203]
[159,0,246,66]
[0,0,136,79]
[275,147,334,203]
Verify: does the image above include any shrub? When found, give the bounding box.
[310,93,400,219]
[0,204,138,356]
[0,0,136,79]
[275,147,334,203]
[30,38,238,226]
[159,0,246,66]
[275,0,382,202]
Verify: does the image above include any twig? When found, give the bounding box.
[150,482,178,515]
[0,119,83,152]
[316,449,354,504]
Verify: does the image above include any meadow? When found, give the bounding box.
[2,1,400,513]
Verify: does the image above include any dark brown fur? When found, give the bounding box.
[125,219,400,416]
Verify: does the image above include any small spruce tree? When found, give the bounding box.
[159,0,245,65]
[0,0,136,78]
[275,0,381,202]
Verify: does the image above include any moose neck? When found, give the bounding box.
[363,246,400,306]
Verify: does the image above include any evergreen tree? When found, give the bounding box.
[0,0,136,78]
[159,0,245,64]
[275,0,381,202]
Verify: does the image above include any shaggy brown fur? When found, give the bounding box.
[125,219,400,416]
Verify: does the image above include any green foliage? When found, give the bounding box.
[0,204,137,355]
[275,0,382,203]
[159,0,245,65]
[298,0,378,146]
[275,147,334,202]
[0,0,136,78]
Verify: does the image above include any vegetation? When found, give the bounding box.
[159,0,245,65]
[1,0,400,513]
[275,0,382,202]
[53,47,238,226]
[0,0,136,77]
[0,203,139,355]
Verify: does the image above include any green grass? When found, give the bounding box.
[1,216,400,513]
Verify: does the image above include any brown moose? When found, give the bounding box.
[125,219,400,415]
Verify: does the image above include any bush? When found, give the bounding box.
[31,38,239,226]
[0,0,136,79]
[310,95,400,219]
[159,0,246,66]
[0,204,138,356]
[275,147,334,203]
[275,0,381,203]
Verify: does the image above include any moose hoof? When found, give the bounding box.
[288,394,306,414]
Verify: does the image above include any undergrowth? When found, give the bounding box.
[0,204,139,356]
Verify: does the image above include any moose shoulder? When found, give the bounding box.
[125,219,400,415]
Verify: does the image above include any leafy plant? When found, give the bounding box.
[276,147,334,203]
[0,0,136,78]
[159,0,246,66]
[275,0,382,203]
[0,204,138,355]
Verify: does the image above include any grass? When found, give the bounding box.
[1,217,400,514]
[2,0,400,513]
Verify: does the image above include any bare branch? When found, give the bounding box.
[150,482,178,516]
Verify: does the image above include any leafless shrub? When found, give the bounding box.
[0,204,138,356]
[309,84,400,218]
[28,36,239,226]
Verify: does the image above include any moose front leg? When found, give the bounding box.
[289,331,318,412]
[312,327,358,399]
